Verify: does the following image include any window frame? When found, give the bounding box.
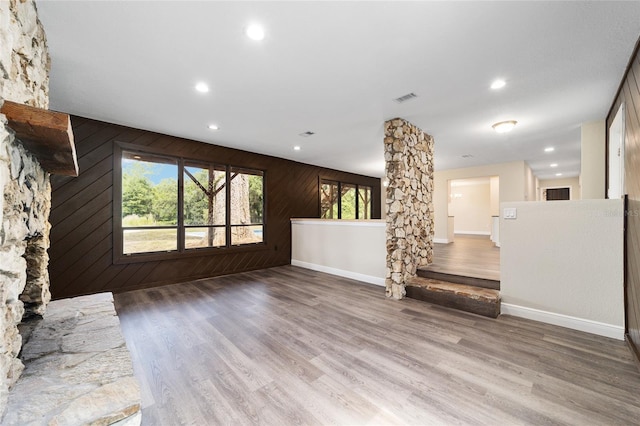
[114,142,267,264]
[319,178,372,220]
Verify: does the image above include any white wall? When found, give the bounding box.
[449,180,491,234]
[581,120,606,199]
[291,219,386,286]
[500,199,624,339]
[490,176,499,216]
[434,161,528,242]
[539,177,581,200]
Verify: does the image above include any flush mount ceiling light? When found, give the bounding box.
[492,120,517,133]
[490,79,506,90]
[245,23,265,41]
[544,147,555,152]
[195,82,209,93]
[208,124,219,130]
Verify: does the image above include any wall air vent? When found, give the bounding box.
[394,92,418,103]
[299,131,315,137]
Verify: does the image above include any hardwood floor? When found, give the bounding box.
[114,266,640,425]
[428,234,500,281]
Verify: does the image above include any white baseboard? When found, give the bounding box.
[291,259,385,287]
[433,238,450,244]
[501,303,624,340]
[454,231,491,236]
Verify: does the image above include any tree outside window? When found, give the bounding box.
[119,149,265,257]
[320,179,371,220]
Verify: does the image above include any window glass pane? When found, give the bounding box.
[341,184,356,219]
[231,225,263,245]
[184,164,226,226]
[123,228,177,254]
[358,186,372,219]
[185,226,225,249]
[320,180,339,219]
[230,170,264,245]
[122,152,178,226]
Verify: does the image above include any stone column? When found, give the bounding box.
[384,118,434,299]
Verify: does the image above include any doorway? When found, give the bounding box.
[544,187,570,201]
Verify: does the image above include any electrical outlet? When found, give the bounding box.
[504,207,517,219]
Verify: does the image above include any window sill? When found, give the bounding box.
[113,242,270,265]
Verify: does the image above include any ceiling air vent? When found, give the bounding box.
[299,131,315,137]
[462,154,474,158]
[394,92,418,103]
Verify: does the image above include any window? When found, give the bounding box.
[230,168,264,245]
[320,179,372,219]
[117,147,265,260]
[122,152,178,255]
[183,161,226,249]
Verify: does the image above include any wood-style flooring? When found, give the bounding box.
[429,234,501,281]
[114,266,640,425]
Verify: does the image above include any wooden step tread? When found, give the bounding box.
[416,266,500,290]
[407,277,499,302]
[406,277,501,318]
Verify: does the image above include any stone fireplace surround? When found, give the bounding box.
[1,1,140,423]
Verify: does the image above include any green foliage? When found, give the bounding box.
[153,178,178,225]
[122,162,154,217]
[248,175,263,223]
[122,214,156,227]
[341,188,356,219]
[184,169,208,225]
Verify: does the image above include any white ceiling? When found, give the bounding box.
[36,1,640,180]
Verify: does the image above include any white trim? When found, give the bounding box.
[454,231,491,236]
[433,238,450,244]
[501,303,624,340]
[291,219,385,227]
[291,259,385,287]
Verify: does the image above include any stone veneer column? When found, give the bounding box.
[384,118,434,299]
[0,0,51,415]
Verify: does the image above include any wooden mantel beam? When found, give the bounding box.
[1,100,78,177]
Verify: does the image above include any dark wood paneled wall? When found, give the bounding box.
[49,116,381,299]
[607,37,640,365]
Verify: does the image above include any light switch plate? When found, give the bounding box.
[504,207,517,219]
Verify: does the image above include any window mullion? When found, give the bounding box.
[178,158,185,252]
[225,165,232,248]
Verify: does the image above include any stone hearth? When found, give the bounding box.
[2,293,141,425]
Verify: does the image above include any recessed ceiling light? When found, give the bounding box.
[293,146,301,151]
[195,82,209,93]
[550,163,558,168]
[492,120,517,133]
[556,173,563,177]
[245,23,265,41]
[490,79,506,90]
[544,147,555,152]
[208,124,219,130]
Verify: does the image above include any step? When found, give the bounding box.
[406,276,501,318]
[417,265,500,290]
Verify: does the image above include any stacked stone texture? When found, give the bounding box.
[384,118,434,299]
[0,0,51,416]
